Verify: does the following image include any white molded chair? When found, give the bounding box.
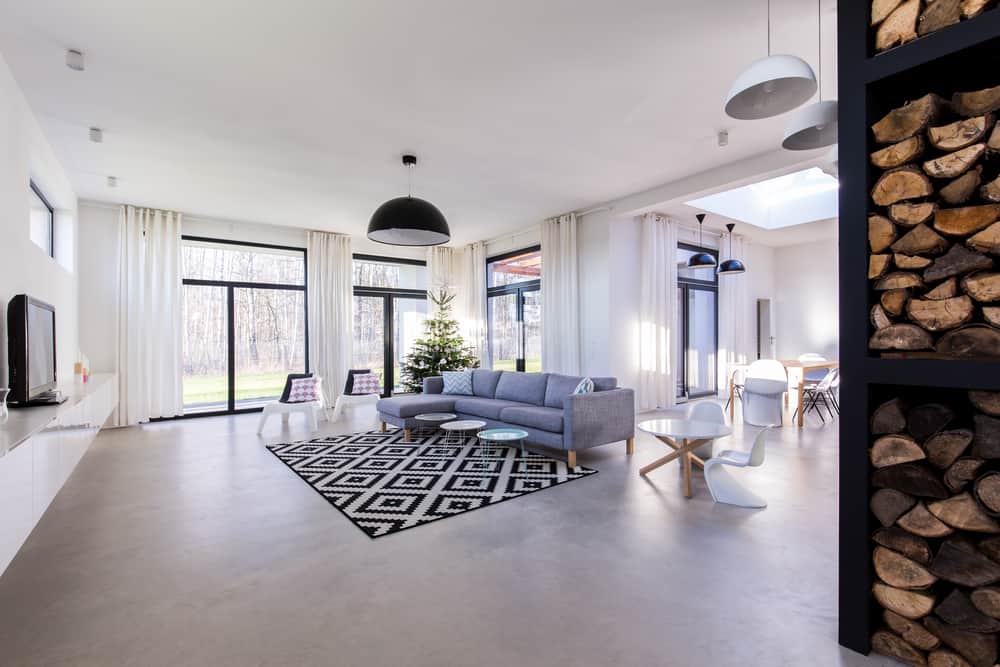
[797,352,830,384]
[725,366,746,412]
[685,401,728,460]
[257,377,328,435]
[742,360,788,427]
[795,368,840,422]
[705,428,768,508]
[331,371,382,426]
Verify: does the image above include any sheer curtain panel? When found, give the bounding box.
[308,231,353,405]
[116,205,184,425]
[540,213,580,375]
[637,212,678,410]
[717,234,752,395]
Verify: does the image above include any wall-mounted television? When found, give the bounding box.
[7,294,57,404]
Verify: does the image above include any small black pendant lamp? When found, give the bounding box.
[687,214,718,269]
[367,154,451,246]
[718,223,747,275]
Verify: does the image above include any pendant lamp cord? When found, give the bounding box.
[407,163,412,197]
[767,0,771,56]
[817,0,823,103]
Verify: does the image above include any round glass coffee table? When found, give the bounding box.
[414,412,457,437]
[439,419,487,445]
[478,428,530,461]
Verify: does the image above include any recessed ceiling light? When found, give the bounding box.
[107,176,117,188]
[66,49,85,72]
[89,127,103,143]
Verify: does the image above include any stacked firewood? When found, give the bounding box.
[868,84,1000,358]
[873,0,996,52]
[870,391,1000,666]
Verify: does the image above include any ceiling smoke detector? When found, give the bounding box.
[89,127,103,143]
[66,49,85,72]
[107,176,117,188]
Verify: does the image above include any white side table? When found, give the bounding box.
[414,412,457,437]
[440,420,486,445]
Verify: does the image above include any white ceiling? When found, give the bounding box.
[0,0,838,245]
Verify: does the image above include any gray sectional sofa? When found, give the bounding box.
[376,370,635,467]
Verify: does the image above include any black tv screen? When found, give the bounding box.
[7,295,57,403]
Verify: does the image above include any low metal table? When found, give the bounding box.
[477,427,530,461]
[439,419,487,445]
[414,412,457,437]
[637,418,732,498]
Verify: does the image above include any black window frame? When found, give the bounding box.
[486,245,541,373]
[676,242,719,401]
[175,235,309,418]
[351,253,428,398]
[29,180,54,258]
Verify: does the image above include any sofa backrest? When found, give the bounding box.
[544,374,618,408]
[494,371,549,406]
[471,369,503,398]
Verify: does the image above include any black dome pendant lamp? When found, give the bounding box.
[687,214,718,269]
[367,154,451,246]
[718,223,747,275]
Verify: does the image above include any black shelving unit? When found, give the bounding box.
[838,4,1000,655]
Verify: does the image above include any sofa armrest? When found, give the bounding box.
[563,388,635,452]
[423,376,444,394]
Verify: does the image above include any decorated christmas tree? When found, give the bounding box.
[399,289,480,393]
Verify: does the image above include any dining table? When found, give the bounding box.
[728,359,840,428]
[637,418,733,498]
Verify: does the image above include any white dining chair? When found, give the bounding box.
[797,352,830,384]
[795,368,840,422]
[705,428,768,508]
[724,366,746,412]
[685,401,728,460]
[742,360,787,427]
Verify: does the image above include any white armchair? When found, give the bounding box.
[705,428,768,508]
[742,360,787,427]
[256,376,328,435]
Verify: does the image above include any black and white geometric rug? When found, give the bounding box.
[266,430,598,538]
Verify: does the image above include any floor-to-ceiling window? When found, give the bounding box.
[181,237,308,415]
[676,243,718,400]
[487,247,541,372]
[351,255,428,396]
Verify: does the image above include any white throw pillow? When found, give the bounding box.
[442,370,474,395]
[573,377,595,395]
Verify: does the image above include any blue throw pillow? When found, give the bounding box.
[442,370,474,395]
[573,377,595,395]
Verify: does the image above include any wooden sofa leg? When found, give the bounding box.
[403,428,412,442]
[380,421,387,433]
[567,450,577,469]
[626,437,634,455]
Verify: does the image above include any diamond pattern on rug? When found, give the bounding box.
[267,431,598,538]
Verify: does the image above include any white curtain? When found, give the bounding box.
[637,212,678,411]
[717,235,753,396]
[308,231,353,404]
[426,242,488,366]
[116,205,184,425]
[541,213,580,375]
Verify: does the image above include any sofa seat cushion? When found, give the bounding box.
[494,372,549,406]
[499,405,565,433]
[377,394,456,419]
[453,397,527,420]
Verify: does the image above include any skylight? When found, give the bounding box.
[685,167,839,230]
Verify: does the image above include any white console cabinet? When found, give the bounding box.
[0,374,116,575]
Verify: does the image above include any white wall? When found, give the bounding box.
[773,238,840,360]
[0,53,78,387]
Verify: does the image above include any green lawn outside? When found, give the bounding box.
[183,372,290,406]
[491,359,542,373]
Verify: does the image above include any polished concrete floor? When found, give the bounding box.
[0,401,889,666]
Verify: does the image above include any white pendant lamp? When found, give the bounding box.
[725,0,817,120]
[782,0,838,150]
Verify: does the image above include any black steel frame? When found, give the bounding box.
[29,180,54,258]
[351,254,428,397]
[486,245,541,373]
[838,5,1000,654]
[677,243,719,401]
[176,236,309,418]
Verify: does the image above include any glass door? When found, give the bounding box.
[351,291,427,396]
[487,286,540,372]
[182,285,229,412]
[234,288,306,409]
[522,290,542,373]
[676,243,718,401]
